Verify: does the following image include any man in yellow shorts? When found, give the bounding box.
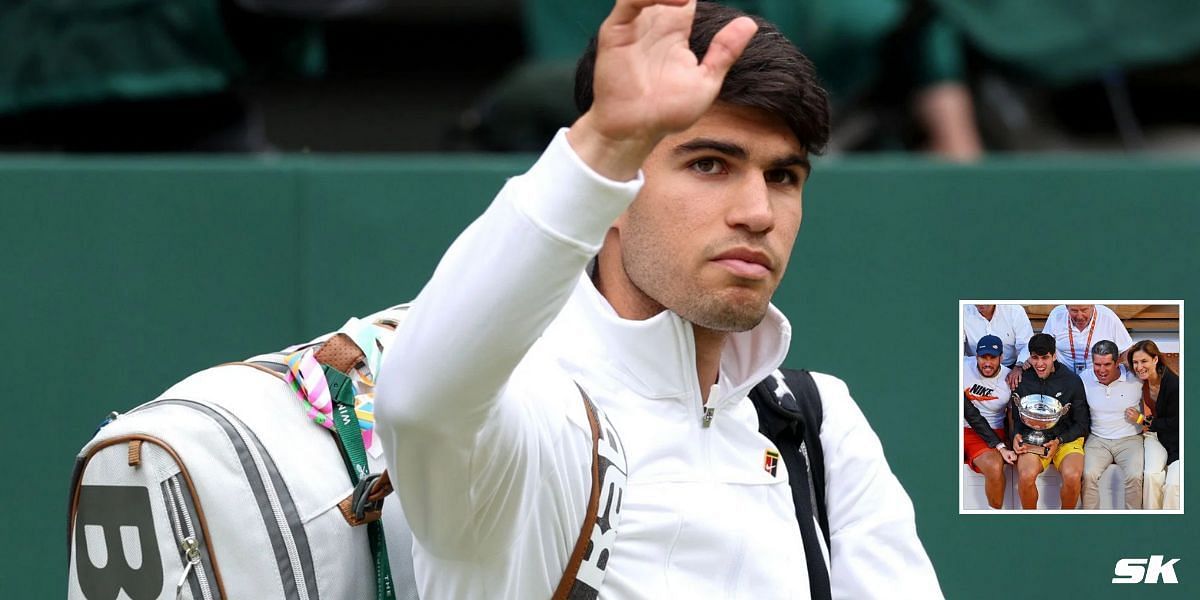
[1010,333,1090,509]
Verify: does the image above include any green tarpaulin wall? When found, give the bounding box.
[2,154,1196,599]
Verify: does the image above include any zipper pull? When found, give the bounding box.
[702,383,722,428]
[176,537,201,599]
[94,411,122,435]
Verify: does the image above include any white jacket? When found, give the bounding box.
[376,130,942,599]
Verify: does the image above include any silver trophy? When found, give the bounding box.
[1017,394,1072,456]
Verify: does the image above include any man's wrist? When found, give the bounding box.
[995,442,1007,450]
[566,113,661,182]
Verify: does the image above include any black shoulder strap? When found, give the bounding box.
[749,368,831,600]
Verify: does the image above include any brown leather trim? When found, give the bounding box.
[314,333,365,374]
[552,385,602,600]
[127,440,142,466]
[366,471,392,503]
[336,472,392,527]
[70,434,228,599]
[336,493,383,527]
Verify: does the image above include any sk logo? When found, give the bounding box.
[1112,555,1181,584]
[763,449,780,477]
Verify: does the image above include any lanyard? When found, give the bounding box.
[282,336,394,600]
[326,366,395,600]
[1067,313,1098,372]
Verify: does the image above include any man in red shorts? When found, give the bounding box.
[964,335,1018,508]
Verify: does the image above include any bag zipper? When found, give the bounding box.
[164,474,214,600]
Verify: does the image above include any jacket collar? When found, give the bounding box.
[545,274,791,404]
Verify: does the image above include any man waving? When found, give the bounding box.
[376,2,941,597]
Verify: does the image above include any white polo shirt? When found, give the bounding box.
[1021,304,1133,374]
[963,304,1034,368]
[1082,366,1143,439]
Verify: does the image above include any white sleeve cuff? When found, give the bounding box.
[512,128,644,253]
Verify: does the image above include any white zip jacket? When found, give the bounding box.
[375,130,942,599]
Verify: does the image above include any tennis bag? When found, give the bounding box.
[66,307,417,600]
[66,304,621,600]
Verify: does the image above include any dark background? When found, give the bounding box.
[251,3,528,152]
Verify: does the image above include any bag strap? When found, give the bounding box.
[553,382,626,598]
[552,385,604,600]
[749,368,831,600]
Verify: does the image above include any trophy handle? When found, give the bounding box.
[1060,403,1072,417]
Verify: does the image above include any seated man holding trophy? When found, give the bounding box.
[1009,333,1091,509]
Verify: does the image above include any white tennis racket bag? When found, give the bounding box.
[67,309,416,600]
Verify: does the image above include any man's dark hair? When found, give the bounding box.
[1028,333,1057,356]
[1091,340,1119,362]
[573,1,831,154]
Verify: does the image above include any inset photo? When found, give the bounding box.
[959,302,1182,513]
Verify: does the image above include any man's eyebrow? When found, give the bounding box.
[672,138,747,160]
[770,154,812,175]
[673,137,811,174]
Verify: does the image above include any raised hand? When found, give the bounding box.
[1005,365,1023,389]
[568,0,758,180]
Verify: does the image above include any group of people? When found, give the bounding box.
[962,304,1181,510]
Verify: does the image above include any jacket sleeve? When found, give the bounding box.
[816,373,944,599]
[374,130,642,558]
[963,392,1002,448]
[1008,387,1028,446]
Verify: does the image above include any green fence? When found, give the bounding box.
[2,154,1196,598]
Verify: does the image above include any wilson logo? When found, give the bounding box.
[1112,555,1180,584]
